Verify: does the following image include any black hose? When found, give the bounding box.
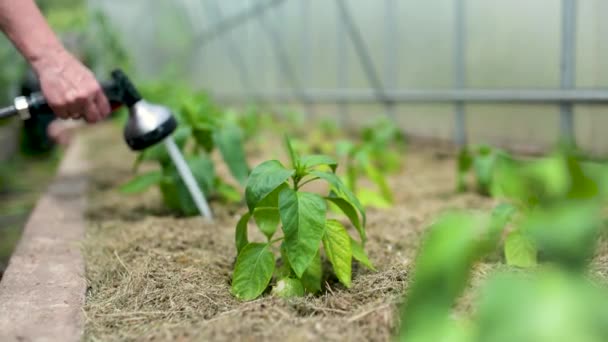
[0,105,17,119]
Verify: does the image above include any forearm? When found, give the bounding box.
[0,0,110,122]
[0,0,64,73]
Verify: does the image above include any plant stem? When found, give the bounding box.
[298,176,320,189]
[269,237,284,245]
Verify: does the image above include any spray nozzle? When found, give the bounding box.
[104,69,142,107]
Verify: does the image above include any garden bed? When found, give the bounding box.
[83,123,498,341]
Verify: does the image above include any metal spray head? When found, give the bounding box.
[107,70,178,150]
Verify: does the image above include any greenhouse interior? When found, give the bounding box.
[0,0,607,341]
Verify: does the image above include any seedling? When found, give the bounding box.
[469,147,608,268]
[336,119,406,208]
[119,85,249,215]
[231,136,374,301]
[456,144,510,195]
[399,187,608,342]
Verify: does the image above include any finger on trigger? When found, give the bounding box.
[51,103,70,119]
[94,87,111,118]
[84,98,100,123]
[65,89,84,121]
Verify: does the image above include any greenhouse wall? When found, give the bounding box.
[89,0,608,154]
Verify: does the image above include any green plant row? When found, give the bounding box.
[119,86,249,215]
[401,148,608,341]
[292,117,407,209]
[457,144,608,267]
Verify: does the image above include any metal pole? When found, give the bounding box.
[203,0,265,106]
[213,88,608,104]
[178,0,214,88]
[257,5,313,115]
[560,0,577,145]
[335,0,392,115]
[384,0,398,121]
[192,0,287,48]
[453,0,467,147]
[337,2,349,126]
[300,0,313,117]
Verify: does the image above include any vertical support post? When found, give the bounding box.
[560,0,577,145]
[453,0,467,147]
[257,3,313,115]
[203,0,261,105]
[337,2,349,126]
[384,0,398,121]
[335,0,391,117]
[300,0,313,118]
[275,2,285,89]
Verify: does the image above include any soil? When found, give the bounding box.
[82,123,501,341]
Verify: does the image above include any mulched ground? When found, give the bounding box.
[82,123,509,341]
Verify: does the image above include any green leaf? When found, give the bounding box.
[289,138,311,157]
[381,151,403,173]
[357,188,392,209]
[271,277,305,298]
[119,170,162,194]
[232,243,275,301]
[301,250,322,293]
[582,161,608,199]
[457,147,472,191]
[482,203,517,253]
[524,155,570,199]
[505,232,537,268]
[192,127,214,152]
[564,154,599,200]
[159,155,215,216]
[404,212,489,315]
[245,160,294,212]
[258,182,287,206]
[159,176,193,215]
[336,140,355,157]
[310,170,366,227]
[363,162,393,204]
[524,202,602,269]
[215,180,242,203]
[300,154,338,172]
[252,183,288,239]
[345,161,358,193]
[235,212,250,253]
[141,126,191,165]
[188,155,216,193]
[473,147,497,195]
[399,212,490,341]
[253,207,280,240]
[490,155,528,201]
[285,135,299,169]
[475,270,608,342]
[326,195,365,243]
[132,152,145,173]
[276,242,294,279]
[322,219,352,288]
[351,237,375,270]
[214,123,250,185]
[279,188,327,278]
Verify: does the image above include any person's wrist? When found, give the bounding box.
[29,45,68,75]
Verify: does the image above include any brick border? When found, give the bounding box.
[0,137,87,341]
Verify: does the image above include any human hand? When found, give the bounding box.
[47,119,82,146]
[32,48,111,123]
